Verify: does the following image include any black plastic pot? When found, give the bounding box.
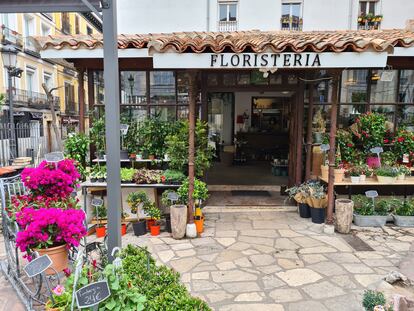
[120,150,129,160]
[165,215,172,233]
[90,177,97,183]
[97,178,105,183]
[310,207,325,224]
[298,203,311,218]
[132,220,147,236]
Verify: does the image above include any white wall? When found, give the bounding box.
[118,0,207,33]
[381,0,414,29]
[238,0,281,31]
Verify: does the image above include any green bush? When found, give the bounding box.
[121,168,137,182]
[395,199,414,216]
[374,166,399,177]
[64,133,90,180]
[362,290,387,311]
[163,169,186,183]
[177,178,209,205]
[121,245,211,311]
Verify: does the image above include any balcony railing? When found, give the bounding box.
[218,20,238,32]
[357,15,382,30]
[280,16,303,31]
[1,25,23,47]
[4,88,60,110]
[64,100,78,116]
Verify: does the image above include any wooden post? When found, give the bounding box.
[78,68,85,133]
[187,71,198,224]
[295,80,305,185]
[326,71,341,224]
[305,83,315,180]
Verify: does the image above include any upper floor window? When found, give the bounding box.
[75,16,80,34]
[41,23,51,36]
[218,1,238,31]
[61,13,71,34]
[43,72,53,91]
[358,1,382,30]
[87,26,93,35]
[281,2,302,31]
[26,66,37,94]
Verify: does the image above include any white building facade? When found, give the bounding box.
[118,0,414,34]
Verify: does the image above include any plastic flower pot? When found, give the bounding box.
[350,176,360,184]
[121,223,127,236]
[298,203,311,218]
[36,244,68,275]
[120,150,129,160]
[359,174,366,182]
[397,174,406,181]
[132,220,147,236]
[147,219,155,230]
[353,214,387,227]
[195,216,204,234]
[96,226,106,238]
[150,223,160,236]
[310,207,325,224]
[376,176,396,184]
[90,177,97,183]
[393,215,414,227]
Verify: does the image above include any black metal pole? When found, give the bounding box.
[8,70,17,159]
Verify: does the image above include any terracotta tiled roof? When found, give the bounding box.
[36,29,414,54]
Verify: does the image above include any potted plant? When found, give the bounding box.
[393,199,414,227]
[121,168,136,183]
[127,191,148,236]
[334,158,345,183]
[92,201,107,238]
[90,117,106,159]
[312,109,326,144]
[64,133,90,181]
[396,165,410,180]
[353,195,389,227]
[286,183,311,218]
[348,166,361,184]
[357,164,371,182]
[394,129,414,165]
[305,181,327,224]
[143,202,161,236]
[162,169,186,185]
[374,166,399,183]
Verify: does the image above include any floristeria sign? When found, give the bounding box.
[153,52,388,69]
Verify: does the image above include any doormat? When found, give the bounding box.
[231,190,271,197]
[342,235,375,252]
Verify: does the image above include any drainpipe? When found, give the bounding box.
[348,0,353,30]
[206,0,210,31]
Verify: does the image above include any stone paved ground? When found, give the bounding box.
[1,211,413,310]
[122,211,414,311]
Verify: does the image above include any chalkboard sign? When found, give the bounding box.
[24,255,52,278]
[167,192,179,202]
[120,124,129,135]
[76,281,110,308]
[365,190,379,198]
[320,144,330,152]
[45,152,64,163]
[370,147,383,154]
[91,198,104,207]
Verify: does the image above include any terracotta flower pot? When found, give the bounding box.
[96,226,106,238]
[36,244,68,275]
[147,219,155,230]
[334,169,345,182]
[320,165,329,180]
[148,155,156,160]
[150,224,160,236]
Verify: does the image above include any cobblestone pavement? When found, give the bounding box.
[123,211,414,311]
[0,211,413,310]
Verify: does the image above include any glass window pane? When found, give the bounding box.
[396,105,414,129]
[269,74,282,85]
[150,106,176,121]
[178,105,201,120]
[237,73,250,85]
[339,105,365,128]
[207,73,218,86]
[219,4,227,21]
[223,73,236,86]
[150,71,176,105]
[120,71,147,104]
[120,106,147,123]
[291,3,301,18]
[359,2,367,14]
[399,70,414,103]
[94,71,105,105]
[371,105,395,124]
[368,2,375,14]
[282,3,290,16]
[228,4,237,21]
[341,69,368,103]
[370,70,397,103]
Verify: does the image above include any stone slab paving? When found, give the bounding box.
[122,211,414,311]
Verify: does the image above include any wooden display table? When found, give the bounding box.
[318,176,414,198]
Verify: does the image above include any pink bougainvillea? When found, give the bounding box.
[21,159,80,197]
[16,208,86,258]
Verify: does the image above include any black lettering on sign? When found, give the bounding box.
[294,54,302,66]
[24,255,52,278]
[220,54,228,67]
[312,54,321,67]
[243,54,251,67]
[210,54,218,67]
[283,54,291,66]
[230,54,240,66]
[76,281,111,308]
[260,54,268,66]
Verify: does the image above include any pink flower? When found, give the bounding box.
[63,268,72,277]
[52,285,65,296]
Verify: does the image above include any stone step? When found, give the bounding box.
[207,185,281,192]
[203,205,297,214]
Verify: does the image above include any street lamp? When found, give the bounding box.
[1,44,23,160]
[127,74,134,104]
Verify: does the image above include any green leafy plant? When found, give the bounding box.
[393,129,414,161]
[121,168,137,182]
[336,129,355,163]
[127,191,148,215]
[397,165,410,176]
[374,166,399,177]
[177,178,209,205]
[354,198,390,216]
[143,201,161,220]
[354,112,387,152]
[64,133,90,180]
[348,165,361,177]
[121,245,211,311]
[381,151,397,167]
[395,199,414,216]
[362,290,388,311]
[92,201,107,220]
[90,117,106,157]
[134,168,163,184]
[162,169,186,184]
[166,120,213,177]
[138,117,173,158]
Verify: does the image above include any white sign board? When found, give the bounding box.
[153,52,388,69]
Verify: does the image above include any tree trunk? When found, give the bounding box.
[42,83,62,151]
